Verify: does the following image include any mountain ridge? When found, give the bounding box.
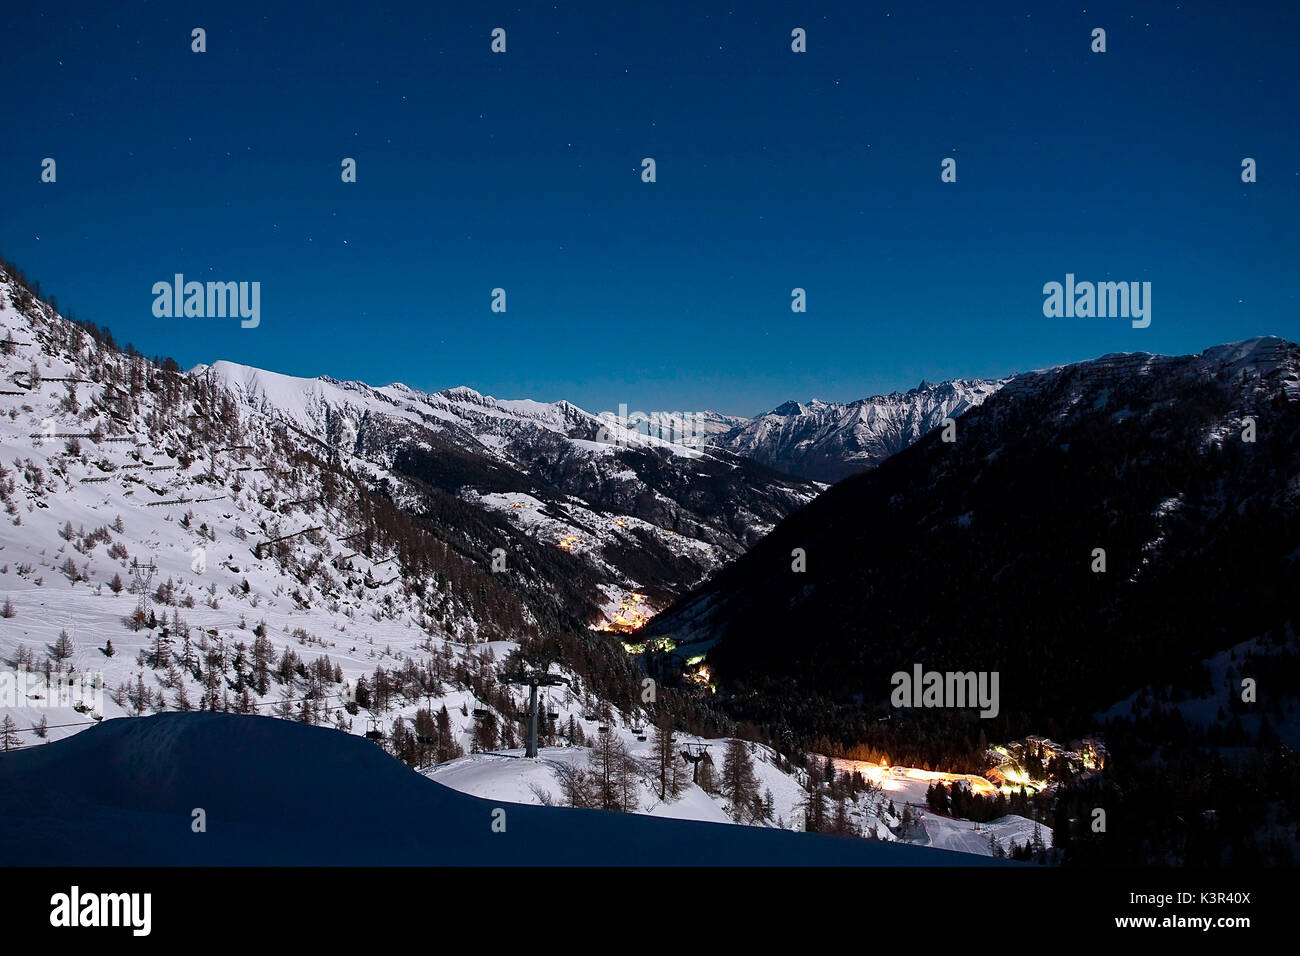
[709,377,1007,482]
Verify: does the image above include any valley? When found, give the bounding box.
[2,258,1297,867]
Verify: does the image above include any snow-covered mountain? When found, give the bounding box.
[0,264,785,835]
[193,360,818,629]
[710,379,1005,483]
[625,408,752,451]
[0,262,1046,859]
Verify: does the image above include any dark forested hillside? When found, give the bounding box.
[649,338,1300,749]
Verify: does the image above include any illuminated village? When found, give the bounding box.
[585,591,717,693]
[982,735,1107,792]
[595,592,650,633]
[838,734,1107,801]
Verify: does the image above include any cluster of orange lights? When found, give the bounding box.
[597,592,650,632]
[847,759,1001,796]
[557,534,579,551]
[613,592,648,630]
[687,664,711,685]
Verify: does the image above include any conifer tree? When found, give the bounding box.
[588,729,637,811]
[833,794,852,836]
[696,750,716,795]
[0,715,20,751]
[50,629,75,663]
[721,738,759,822]
[435,704,462,763]
[651,712,686,801]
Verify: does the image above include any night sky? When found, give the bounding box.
[3,1,1297,415]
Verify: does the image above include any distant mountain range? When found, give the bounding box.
[706,379,1006,483]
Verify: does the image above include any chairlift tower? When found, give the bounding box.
[502,660,569,758]
[680,742,711,783]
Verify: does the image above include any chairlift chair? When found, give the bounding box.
[364,717,384,741]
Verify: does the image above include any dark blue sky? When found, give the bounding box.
[4,1,1297,416]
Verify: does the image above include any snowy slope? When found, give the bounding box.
[427,748,735,824]
[0,268,555,749]
[820,757,1052,856]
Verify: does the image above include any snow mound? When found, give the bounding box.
[0,713,1000,866]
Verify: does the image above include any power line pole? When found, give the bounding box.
[129,559,156,628]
